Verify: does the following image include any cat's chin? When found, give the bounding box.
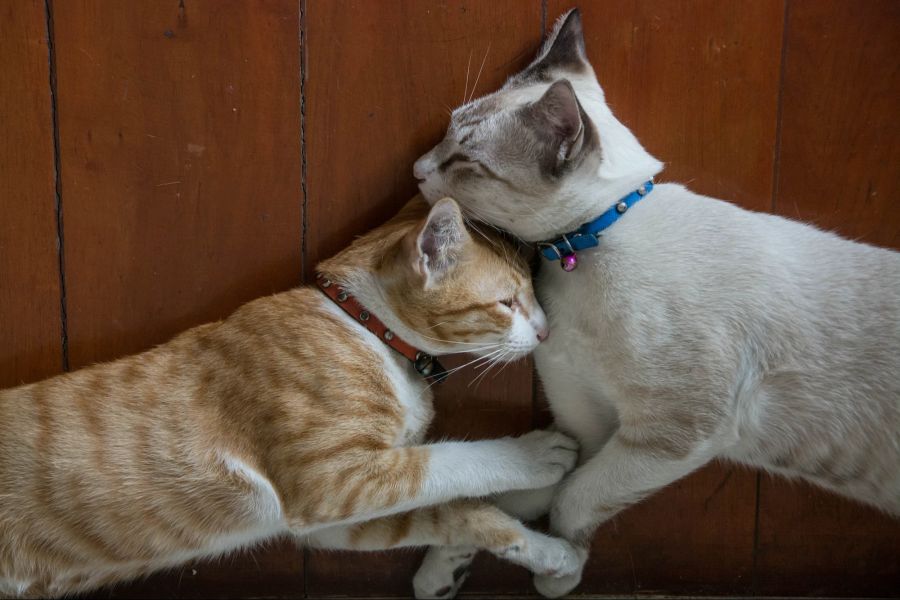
[416,182,442,206]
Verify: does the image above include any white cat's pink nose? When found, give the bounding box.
[537,327,550,342]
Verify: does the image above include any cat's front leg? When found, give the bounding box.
[532,430,716,598]
[419,429,578,503]
[298,429,578,527]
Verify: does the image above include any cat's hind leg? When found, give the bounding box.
[303,500,581,599]
[413,545,475,599]
[412,482,560,598]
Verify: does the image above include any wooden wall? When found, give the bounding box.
[1,0,897,597]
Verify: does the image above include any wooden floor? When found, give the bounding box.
[1,1,899,597]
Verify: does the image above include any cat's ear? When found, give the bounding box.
[411,198,469,287]
[533,8,588,73]
[522,79,590,174]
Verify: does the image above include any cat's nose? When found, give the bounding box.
[537,327,550,342]
[413,156,434,181]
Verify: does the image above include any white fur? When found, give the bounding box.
[414,9,900,597]
[219,453,284,524]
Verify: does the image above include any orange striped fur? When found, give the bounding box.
[0,197,577,598]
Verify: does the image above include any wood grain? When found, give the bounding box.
[0,0,63,388]
[51,0,304,596]
[554,0,785,212]
[53,0,303,368]
[545,1,787,593]
[303,0,542,594]
[773,0,900,249]
[3,0,898,597]
[87,540,304,600]
[758,1,900,595]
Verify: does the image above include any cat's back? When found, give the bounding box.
[596,183,900,341]
[0,286,429,594]
[600,184,899,510]
[212,286,431,434]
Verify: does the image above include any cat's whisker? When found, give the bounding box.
[465,209,508,235]
[464,218,503,251]
[435,348,504,379]
[416,332,498,347]
[466,204,547,245]
[469,347,510,389]
[468,43,491,104]
[416,348,505,398]
[472,347,507,371]
[491,350,523,379]
[462,49,473,105]
[467,206,526,232]
[424,320,468,330]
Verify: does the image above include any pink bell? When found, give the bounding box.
[561,253,578,272]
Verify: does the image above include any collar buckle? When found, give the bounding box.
[537,180,654,272]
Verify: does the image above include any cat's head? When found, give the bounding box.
[414,8,662,241]
[318,197,548,361]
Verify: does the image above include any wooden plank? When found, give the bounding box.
[553,0,785,212]
[546,0,786,593]
[93,540,305,600]
[54,0,303,367]
[773,0,900,248]
[0,0,63,388]
[759,0,900,595]
[52,0,304,596]
[303,0,542,595]
[756,479,900,597]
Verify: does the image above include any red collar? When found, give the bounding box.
[315,274,447,384]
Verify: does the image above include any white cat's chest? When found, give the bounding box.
[536,266,612,381]
[318,299,435,446]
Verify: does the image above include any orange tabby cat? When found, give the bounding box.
[0,196,582,599]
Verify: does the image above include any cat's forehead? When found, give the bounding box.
[450,84,548,134]
[450,95,503,130]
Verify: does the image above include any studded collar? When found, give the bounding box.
[538,180,654,271]
[315,274,447,384]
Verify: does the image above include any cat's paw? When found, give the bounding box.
[533,570,583,599]
[508,430,579,488]
[413,545,476,599]
[499,534,582,578]
[530,540,587,598]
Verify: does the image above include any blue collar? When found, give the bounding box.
[538,180,653,271]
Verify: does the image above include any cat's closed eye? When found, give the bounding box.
[499,298,517,309]
[438,153,485,180]
[438,153,471,171]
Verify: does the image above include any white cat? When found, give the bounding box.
[411,9,900,598]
